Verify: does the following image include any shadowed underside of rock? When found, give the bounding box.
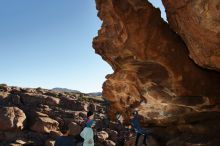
[93,0,220,124]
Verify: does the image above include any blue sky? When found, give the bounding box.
[0,0,166,93]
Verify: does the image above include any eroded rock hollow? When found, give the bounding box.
[93,0,220,145]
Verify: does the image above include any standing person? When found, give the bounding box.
[130,111,148,146]
[80,111,95,146]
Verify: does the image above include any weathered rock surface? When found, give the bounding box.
[0,85,121,146]
[68,122,82,136]
[93,0,220,145]
[97,130,109,142]
[45,139,55,146]
[104,140,116,146]
[0,84,10,92]
[162,0,220,71]
[20,93,60,106]
[106,129,118,142]
[0,107,26,131]
[93,0,220,122]
[30,112,59,134]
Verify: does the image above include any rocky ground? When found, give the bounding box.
[0,84,116,146]
[1,83,220,146]
[0,84,154,146]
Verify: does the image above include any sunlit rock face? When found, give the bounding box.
[93,0,220,124]
[162,0,220,71]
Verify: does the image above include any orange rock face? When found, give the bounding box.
[93,0,220,122]
[162,0,220,71]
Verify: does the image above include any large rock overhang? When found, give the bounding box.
[92,0,220,125]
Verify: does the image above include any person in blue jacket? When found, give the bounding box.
[130,111,148,146]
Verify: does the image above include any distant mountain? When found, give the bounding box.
[87,92,102,96]
[52,88,102,96]
[52,87,81,93]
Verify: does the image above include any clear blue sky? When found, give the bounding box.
[0,0,166,93]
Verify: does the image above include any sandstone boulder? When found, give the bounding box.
[20,93,60,106]
[68,122,82,136]
[74,101,89,111]
[125,135,159,146]
[97,131,109,142]
[45,139,55,146]
[14,140,26,145]
[0,107,26,131]
[60,97,88,111]
[0,92,9,104]
[166,134,216,146]
[0,84,10,92]
[104,140,116,146]
[162,0,220,71]
[30,112,59,134]
[106,129,118,142]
